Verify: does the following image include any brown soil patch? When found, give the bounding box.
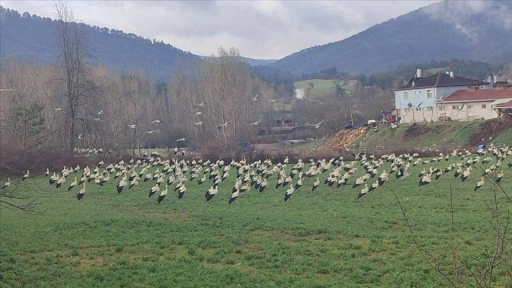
[325,127,366,150]
[248,229,298,242]
[79,255,109,270]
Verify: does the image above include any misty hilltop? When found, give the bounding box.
[1,1,512,80]
[269,0,512,75]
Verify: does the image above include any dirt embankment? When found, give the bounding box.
[325,128,366,150]
[404,123,432,138]
[468,115,512,145]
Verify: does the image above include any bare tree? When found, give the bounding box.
[0,178,41,214]
[168,47,269,149]
[54,0,97,152]
[198,47,266,147]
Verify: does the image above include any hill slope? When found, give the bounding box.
[2,2,511,80]
[335,118,512,154]
[0,7,200,82]
[269,1,512,75]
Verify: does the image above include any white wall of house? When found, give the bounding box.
[295,88,305,99]
[437,98,512,121]
[395,86,470,123]
[438,102,492,121]
[399,106,437,123]
[394,86,469,110]
[394,88,432,109]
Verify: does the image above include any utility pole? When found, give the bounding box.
[347,91,354,127]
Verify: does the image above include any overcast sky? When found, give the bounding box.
[2,0,440,59]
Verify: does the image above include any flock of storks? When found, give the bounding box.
[2,144,511,203]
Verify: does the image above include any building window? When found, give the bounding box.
[427,107,433,111]
[404,108,410,113]
[438,106,445,111]
[482,104,486,109]
[416,107,422,111]
[452,105,459,110]
[403,91,408,100]
[467,104,472,109]
[427,90,432,98]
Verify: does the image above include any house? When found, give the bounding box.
[494,100,512,118]
[394,69,488,123]
[295,88,305,99]
[436,85,512,121]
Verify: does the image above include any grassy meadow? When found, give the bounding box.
[294,79,355,98]
[1,152,512,287]
[353,121,512,152]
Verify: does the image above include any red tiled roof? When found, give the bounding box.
[495,100,512,109]
[397,73,488,90]
[438,87,512,103]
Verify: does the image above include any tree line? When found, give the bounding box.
[2,2,510,161]
[0,52,288,154]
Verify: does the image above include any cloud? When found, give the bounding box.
[1,0,437,59]
[422,0,512,41]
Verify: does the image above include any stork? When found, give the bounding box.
[205,185,218,201]
[76,183,86,200]
[284,183,295,201]
[157,185,168,203]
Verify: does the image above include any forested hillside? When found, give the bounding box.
[0,7,200,82]
[269,0,512,75]
[2,1,512,81]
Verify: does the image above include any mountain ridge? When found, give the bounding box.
[1,1,511,80]
[0,7,200,82]
[269,1,512,75]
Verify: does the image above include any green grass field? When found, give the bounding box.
[294,79,355,98]
[1,151,511,287]
[352,121,512,152]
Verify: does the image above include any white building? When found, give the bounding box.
[394,69,488,123]
[436,85,512,121]
[295,88,305,99]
